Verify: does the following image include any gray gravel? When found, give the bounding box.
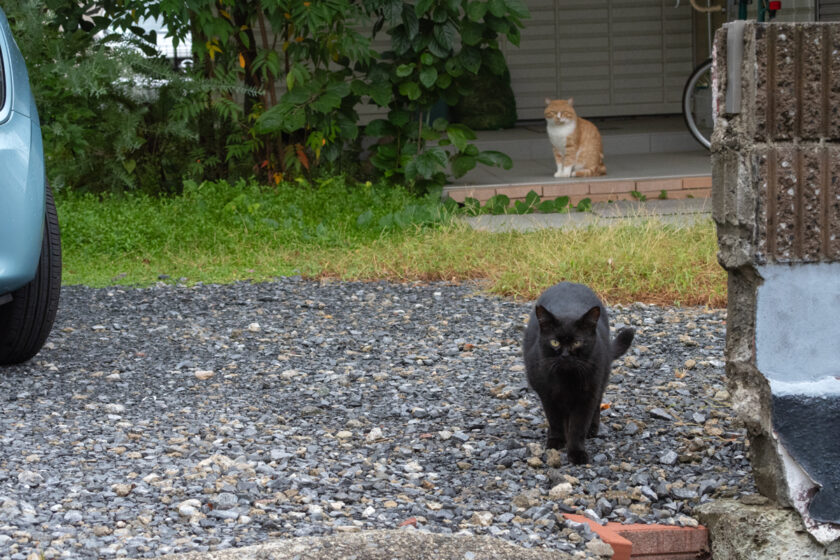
[0,279,755,559]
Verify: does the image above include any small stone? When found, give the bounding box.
[456,461,471,470]
[585,538,614,557]
[383,500,398,508]
[659,450,678,465]
[111,483,133,497]
[18,471,43,487]
[336,430,353,439]
[194,370,214,380]
[212,492,238,510]
[684,359,697,369]
[549,483,573,500]
[438,430,452,441]
[469,511,494,526]
[106,373,121,381]
[104,403,126,414]
[247,322,261,332]
[63,510,83,523]
[512,490,541,509]
[527,442,543,457]
[546,449,563,468]
[24,454,39,463]
[526,456,544,468]
[650,408,673,421]
[714,389,731,401]
[404,461,422,473]
[676,515,699,527]
[93,526,112,537]
[178,499,202,517]
[365,427,383,442]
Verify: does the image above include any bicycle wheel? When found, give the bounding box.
[682,58,713,150]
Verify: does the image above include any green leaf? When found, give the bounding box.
[312,91,342,113]
[486,194,510,214]
[462,22,483,46]
[466,1,488,21]
[122,159,136,174]
[488,0,506,17]
[419,67,438,88]
[414,148,449,179]
[432,117,449,132]
[463,197,481,216]
[428,38,450,58]
[398,81,422,100]
[436,73,452,89]
[476,150,513,169]
[459,47,481,74]
[576,198,592,212]
[483,48,507,75]
[554,196,571,211]
[447,128,469,152]
[447,123,477,140]
[369,82,393,106]
[451,153,477,177]
[444,58,464,77]
[434,21,457,51]
[504,0,530,18]
[389,109,411,126]
[415,0,434,16]
[365,119,396,138]
[524,190,540,209]
[396,63,415,77]
[421,53,436,65]
[538,200,556,213]
[357,209,374,227]
[485,15,510,34]
[403,4,420,37]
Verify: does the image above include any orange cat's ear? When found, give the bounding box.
[568,97,574,107]
[545,97,552,106]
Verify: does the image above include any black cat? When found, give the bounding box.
[522,282,634,465]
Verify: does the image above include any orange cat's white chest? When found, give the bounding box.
[547,120,576,151]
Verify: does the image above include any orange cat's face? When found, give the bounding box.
[544,98,576,125]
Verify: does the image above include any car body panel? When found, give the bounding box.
[0,8,46,296]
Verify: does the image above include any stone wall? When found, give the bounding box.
[711,21,840,547]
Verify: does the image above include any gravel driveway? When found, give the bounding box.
[0,279,755,559]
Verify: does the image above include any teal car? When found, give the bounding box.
[0,7,61,365]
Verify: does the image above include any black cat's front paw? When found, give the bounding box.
[587,422,599,439]
[567,448,589,465]
[546,436,565,450]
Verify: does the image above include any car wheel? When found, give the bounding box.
[0,182,62,365]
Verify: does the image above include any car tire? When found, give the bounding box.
[0,182,62,365]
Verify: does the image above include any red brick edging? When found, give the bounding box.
[444,175,711,206]
[563,514,709,560]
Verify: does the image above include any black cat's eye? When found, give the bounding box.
[549,339,560,348]
[571,340,583,350]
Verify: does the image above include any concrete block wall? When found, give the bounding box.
[712,21,840,550]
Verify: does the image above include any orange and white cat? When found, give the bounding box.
[545,98,606,178]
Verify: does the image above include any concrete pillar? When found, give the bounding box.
[705,21,840,552]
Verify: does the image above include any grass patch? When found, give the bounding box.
[57,179,725,307]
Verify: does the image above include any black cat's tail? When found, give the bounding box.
[611,327,635,360]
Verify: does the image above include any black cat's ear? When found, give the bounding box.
[534,305,556,331]
[578,305,600,330]
[612,327,635,360]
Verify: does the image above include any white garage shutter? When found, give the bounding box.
[507,0,694,119]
